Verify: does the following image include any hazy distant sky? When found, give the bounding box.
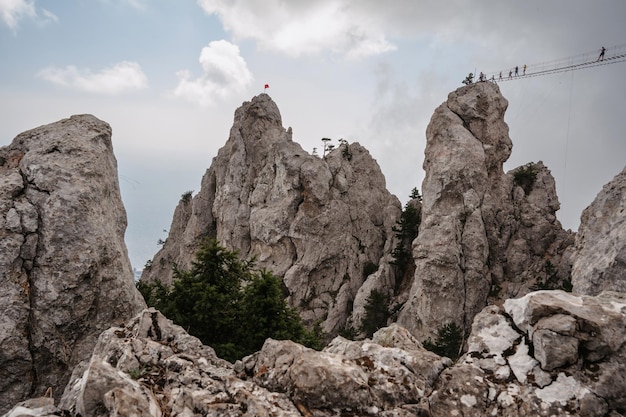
[1,0,625,269]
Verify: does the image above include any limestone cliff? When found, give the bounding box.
[572,166,626,294]
[141,94,401,334]
[397,82,574,341]
[0,115,146,412]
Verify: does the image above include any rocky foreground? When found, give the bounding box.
[1,83,625,416]
[5,289,626,416]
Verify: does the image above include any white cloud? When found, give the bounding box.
[40,8,58,24]
[197,0,396,59]
[98,0,148,10]
[0,0,57,30]
[38,61,148,95]
[173,40,253,106]
[0,0,35,29]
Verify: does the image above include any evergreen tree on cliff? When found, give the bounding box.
[138,239,322,362]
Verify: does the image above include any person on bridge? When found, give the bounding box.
[523,64,527,75]
[508,70,512,79]
[598,46,606,61]
[515,66,519,76]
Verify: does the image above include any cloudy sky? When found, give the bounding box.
[1,0,625,269]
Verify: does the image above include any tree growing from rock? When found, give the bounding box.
[422,322,463,361]
[137,239,322,362]
[360,289,390,337]
[391,192,421,291]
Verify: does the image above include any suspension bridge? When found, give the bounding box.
[479,42,626,82]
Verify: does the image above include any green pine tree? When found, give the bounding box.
[137,239,323,362]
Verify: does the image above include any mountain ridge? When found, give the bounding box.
[1,84,625,416]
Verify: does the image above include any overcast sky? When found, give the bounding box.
[1,0,625,269]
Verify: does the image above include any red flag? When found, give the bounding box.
[264,84,269,89]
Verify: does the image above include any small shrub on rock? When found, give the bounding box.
[180,190,193,202]
[423,322,463,361]
[513,163,538,195]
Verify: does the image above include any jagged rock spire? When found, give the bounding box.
[142,94,401,335]
[397,82,573,341]
[0,115,146,411]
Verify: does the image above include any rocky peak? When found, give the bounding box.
[0,115,146,412]
[446,82,512,173]
[234,92,284,134]
[397,82,573,341]
[141,94,402,335]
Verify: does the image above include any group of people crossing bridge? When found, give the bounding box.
[463,43,626,85]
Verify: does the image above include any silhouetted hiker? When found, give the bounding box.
[598,46,606,61]
[523,64,527,75]
[515,66,519,76]
[499,71,502,81]
[508,70,512,79]
[479,72,485,82]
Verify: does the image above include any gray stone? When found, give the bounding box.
[60,309,308,417]
[5,292,626,417]
[0,115,146,412]
[572,165,626,295]
[428,290,626,416]
[4,85,626,417]
[534,313,577,336]
[579,392,609,417]
[397,82,573,342]
[533,329,579,371]
[141,94,401,335]
[245,330,449,414]
[371,322,424,350]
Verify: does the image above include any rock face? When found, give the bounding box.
[243,323,450,415]
[0,115,146,412]
[141,94,401,334]
[143,87,576,343]
[437,290,626,417]
[397,82,573,341]
[572,166,626,295]
[7,290,625,416]
[58,309,301,417]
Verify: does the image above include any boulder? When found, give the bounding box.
[241,324,450,415]
[430,290,626,416]
[0,115,146,412]
[572,165,626,295]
